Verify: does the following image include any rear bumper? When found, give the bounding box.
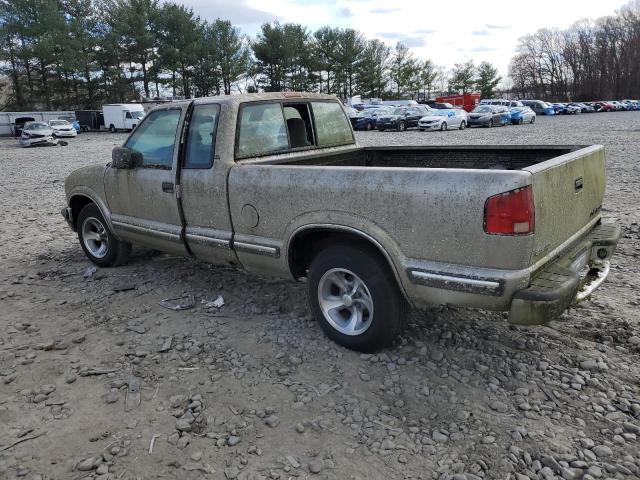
[508,223,621,325]
[402,223,620,323]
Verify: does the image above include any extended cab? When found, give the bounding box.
[62,93,620,351]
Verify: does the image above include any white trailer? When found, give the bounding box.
[102,104,145,132]
[0,111,75,136]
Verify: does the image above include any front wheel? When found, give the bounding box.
[459,121,466,130]
[397,121,406,132]
[530,116,536,124]
[488,119,493,128]
[109,124,116,133]
[308,244,406,352]
[440,122,448,131]
[77,204,131,267]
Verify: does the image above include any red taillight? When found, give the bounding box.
[484,185,535,235]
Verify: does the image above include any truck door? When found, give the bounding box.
[179,101,237,266]
[104,106,187,255]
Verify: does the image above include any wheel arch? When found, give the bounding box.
[68,193,116,236]
[286,224,411,304]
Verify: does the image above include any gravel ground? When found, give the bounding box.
[0,112,639,480]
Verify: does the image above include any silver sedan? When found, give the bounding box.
[19,122,59,147]
[418,109,469,131]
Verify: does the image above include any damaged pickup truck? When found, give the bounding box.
[62,93,620,351]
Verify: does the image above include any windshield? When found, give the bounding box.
[50,120,68,126]
[473,106,492,113]
[392,108,406,115]
[131,111,145,119]
[27,123,48,130]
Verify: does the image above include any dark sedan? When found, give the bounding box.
[467,105,509,127]
[377,105,431,131]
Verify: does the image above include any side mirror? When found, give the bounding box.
[111,146,139,169]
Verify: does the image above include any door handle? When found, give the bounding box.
[162,182,174,193]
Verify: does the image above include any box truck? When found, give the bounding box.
[102,104,145,132]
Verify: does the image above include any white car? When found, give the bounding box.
[418,109,469,131]
[19,122,59,147]
[49,119,78,137]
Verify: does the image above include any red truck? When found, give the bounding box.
[436,93,481,112]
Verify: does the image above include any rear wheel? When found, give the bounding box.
[397,121,406,132]
[440,122,448,131]
[488,119,493,128]
[308,244,406,352]
[109,124,116,133]
[459,121,466,130]
[77,204,131,268]
[530,116,536,124]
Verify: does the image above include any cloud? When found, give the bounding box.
[470,45,496,52]
[377,32,429,48]
[413,28,436,35]
[370,7,401,14]
[183,0,278,25]
[472,30,490,36]
[337,6,353,17]
[485,24,511,29]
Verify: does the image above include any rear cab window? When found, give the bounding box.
[236,100,353,159]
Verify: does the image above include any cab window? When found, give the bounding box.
[311,101,353,147]
[184,104,220,168]
[125,109,181,168]
[237,103,288,158]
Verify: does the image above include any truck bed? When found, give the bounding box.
[257,145,580,170]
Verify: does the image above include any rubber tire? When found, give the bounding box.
[518,118,523,125]
[366,122,373,131]
[459,121,466,130]
[419,129,425,132]
[397,121,406,132]
[488,119,493,128]
[77,204,131,268]
[530,116,536,124]
[109,124,116,133]
[440,122,448,131]
[377,128,385,132]
[307,244,406,352]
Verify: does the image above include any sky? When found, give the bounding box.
[178,0,629,77]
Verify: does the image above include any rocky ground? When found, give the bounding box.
[0,112,639,480]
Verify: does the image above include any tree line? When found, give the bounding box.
[0,0,506,110]
[509,1,640,101]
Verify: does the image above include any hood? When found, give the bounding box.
[419,115,444,122]
[23,128,54,136]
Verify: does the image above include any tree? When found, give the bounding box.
[389,42,418,97]
[449,60,476,94]
[355,39,390,98]
[213,19,250,95]
[475,61,501,98]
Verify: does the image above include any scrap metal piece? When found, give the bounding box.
[159,294,195,311]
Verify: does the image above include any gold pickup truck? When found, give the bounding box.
[62,93,620,351]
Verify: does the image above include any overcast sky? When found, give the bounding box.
[178,0,629,76]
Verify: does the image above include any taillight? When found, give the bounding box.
[484,185,535,235]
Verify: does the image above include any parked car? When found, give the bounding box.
[509,106,536,125]
[61,92,620,351]
[621,100,640,110]
[521,100,555,116]
[569,103,595,113]
[594,101,615,112]
[353,107,392,131]
[418,109,468,131]
[13,116,36,136]
[19,121,58,147]
[608,101,626,111]
[468,105,509,127]
[49,119,78,138]
[57,115,81,133]
[424,101,455,110]
[480,99,524,108]
[376,105,431,131]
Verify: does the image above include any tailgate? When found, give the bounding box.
[525,145,605,265]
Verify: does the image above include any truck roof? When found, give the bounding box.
[161,92,341,110]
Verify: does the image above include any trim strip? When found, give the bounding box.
[185,233,230,249]
[233,241,280,257]
[408,269,503,296]
[112,220,181,242]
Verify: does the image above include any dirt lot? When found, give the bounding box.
[1,112,639,480]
